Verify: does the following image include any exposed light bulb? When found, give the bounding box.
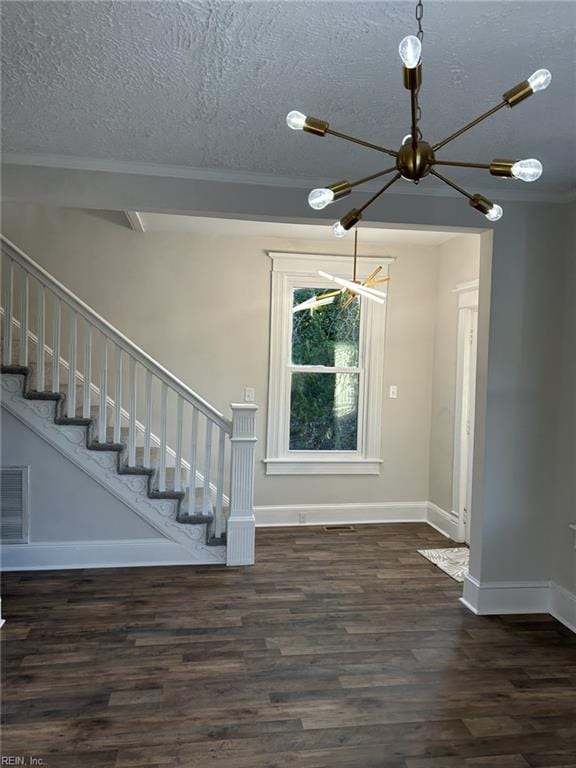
[402,134,413,145]
[485,204,503,222]
[527,69,552,93]
[332,222,347,238]
[398,36,422,69]
[511,158,543,182]
[308,188,335,210]
[286,110,307,130]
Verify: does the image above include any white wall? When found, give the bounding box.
[429,235,480,512]
[1,410,160,541]
[1,203,478,513]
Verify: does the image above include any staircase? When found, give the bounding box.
[1,236,257,567]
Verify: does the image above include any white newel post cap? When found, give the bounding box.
[230,403,258,440]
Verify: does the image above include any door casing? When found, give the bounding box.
[452,283,479,544]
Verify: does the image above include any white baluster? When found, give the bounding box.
[188,407,199,516]
[2,257,14,366]
[174,396,183,492]
[214,427,226,539]
[144,370,152,467]
[202,419,213,516]
[20,271,29,367]
[67,311,77,418]
[36,284,45,391]
[159,383,167,492]
[128,357,136,466]
[113,346,122,444]
[82,324,92,418]
[52,298,60,392]
[99,339,108,443]
[227,404,258,566]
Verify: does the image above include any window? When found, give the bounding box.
[265,252,391,475]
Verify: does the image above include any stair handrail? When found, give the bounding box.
[1,235,231,434]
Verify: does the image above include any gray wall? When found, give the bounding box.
[429,235,480,512]
[1,203,477,511]
[551,203,576,594]
[2,164,573,589]
[2,410,159,541]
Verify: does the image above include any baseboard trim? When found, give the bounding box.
[254,501,429,528]
[0,539,224,571]
[254,500,462,537]
[550,582,576,633]
[461,573,551,615]
[426,502,460,540]
[462,575,576,634]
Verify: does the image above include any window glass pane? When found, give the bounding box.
[289,372,359,450]
[292,288,360,367]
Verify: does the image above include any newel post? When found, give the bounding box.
[227,403,258,566]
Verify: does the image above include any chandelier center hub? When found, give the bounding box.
[396,141,435,181]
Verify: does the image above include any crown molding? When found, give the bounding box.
[3,152,575,204]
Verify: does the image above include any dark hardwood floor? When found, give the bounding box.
[2,523,576,767]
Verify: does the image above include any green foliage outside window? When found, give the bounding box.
[290,288,360,451]
[291,288,360,367]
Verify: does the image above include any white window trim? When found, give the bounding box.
[265,251,393,475]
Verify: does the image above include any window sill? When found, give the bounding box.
[263,458,382,476]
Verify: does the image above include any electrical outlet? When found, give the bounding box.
[244,387,255,403]
[389,385,398,399]
[299,512,307,525]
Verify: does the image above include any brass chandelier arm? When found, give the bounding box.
[411,90,419,151]
[325,128,398,157]
[315,289,342,301]
[365,266,383,283]
[348,166,398,190]
[433,101,508,152]
[357,172,402,214]
[429,168,475,201]
[434,159,491,170]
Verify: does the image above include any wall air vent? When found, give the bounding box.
[1,467,29,543]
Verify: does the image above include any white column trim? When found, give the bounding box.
[227,403,257,566]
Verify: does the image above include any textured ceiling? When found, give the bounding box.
[2,1,575,199]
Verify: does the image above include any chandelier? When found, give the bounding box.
[286,0,551,235]
[292,228,390,312]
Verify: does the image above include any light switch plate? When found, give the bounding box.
[244,387,255,403]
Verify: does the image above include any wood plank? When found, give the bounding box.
[2,524,575,767]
